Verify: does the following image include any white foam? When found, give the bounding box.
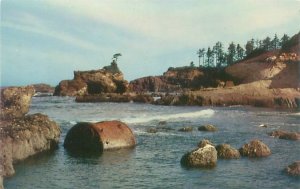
[123,109,215,124]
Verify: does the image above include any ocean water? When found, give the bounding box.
[4,96,300,189]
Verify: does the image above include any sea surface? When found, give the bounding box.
[4,96,300,189]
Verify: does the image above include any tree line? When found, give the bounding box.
[196,33,290,68]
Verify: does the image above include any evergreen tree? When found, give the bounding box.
[206,47,214,67]
[271,34,280,50]
[262,36,272,50]
[245,39,255,56]
[280,34,290,48]
[197,48,205,67]
[227,42,236,65]
[213,41,224,68]
[236,44,245,60]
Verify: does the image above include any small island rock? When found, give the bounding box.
[239,139,271,157]
[216,144,240,159]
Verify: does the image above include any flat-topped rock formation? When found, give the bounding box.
[54,62,129,96]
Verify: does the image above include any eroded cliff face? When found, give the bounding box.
[54,68,129,96]
[226,33,300,89]
[129,67,234,92]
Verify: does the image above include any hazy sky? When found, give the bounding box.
[1,0,300,86]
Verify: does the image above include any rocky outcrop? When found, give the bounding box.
[0,86,35,120]
[75,93,154,104]
[130,67,235,93]
[216,144,240,159]
[154,80,300,109]
[198,124,218,132]
[285,161,300,176]
[54,63,129,96]
[64,121,136,153]
[269,130,300,140]
[0,114,60,177]
[32,83,54,94]
[0,86,61,180]
[239,139,271,158]
[181,140,217,168]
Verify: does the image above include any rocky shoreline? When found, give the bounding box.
[0,86,61,184]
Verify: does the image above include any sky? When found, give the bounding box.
[1,0,300,86]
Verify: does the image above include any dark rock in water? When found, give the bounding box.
[0,113,61,177]
[64,121,136,153]
[132,94,154,104]
[181,140,217,168]
[75,93,131,103]
[158,121,167,126]
[178,126,193,132]
[239,139,271,157]
[0,86,35,120]
[147,128,158,133]
[285,161,300,176]
[269,130,300,140]
[198,124,218,132]
[216,144,240,159]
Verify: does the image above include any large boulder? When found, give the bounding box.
[0,113,61,177]
[285,161,300,176]
[216,144,240,159]
[0,86,35,120]
[269,130,300,140]
[239,139,271,157]
[64,121,136,153]
[181,140,217,168]
[53,79,87,96]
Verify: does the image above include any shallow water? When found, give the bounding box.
[4,96,300,189]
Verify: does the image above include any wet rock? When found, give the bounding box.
[132,94,154,104]
[54,79,87,96]
[147,128,158,133]
[75,93,131,103]
[178,126,193,132]
[0,113,61,177]
[285,161,300,176]
[158,121,167,126]
[198,124,218,132]
[216,144,240,159]
[64,121,136,153]
[181,141,217,168]
[0,86,35,120]
[269,130,300,140]
[239,139,271,157]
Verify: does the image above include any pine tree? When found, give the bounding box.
[227,42,236,65]
[213,41,224,68]
[245,39,255,56]
[206,47,214,67]
[280,34,290,48]
[236,44,245,61]
[262,36,271,50]
[271,34,280,50]
[197,48,205,67]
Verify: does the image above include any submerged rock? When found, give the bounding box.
[198,124,218,132]
[216,144,240,159]
[64,121,136,153]
[285,161,300,176]
[269,130,300,140]
[178,126,193,132]
[147,128,158,133]
[0,86,35,120]
[239,139,271,157]
[0,113,61,177]
[181,140,217,168]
